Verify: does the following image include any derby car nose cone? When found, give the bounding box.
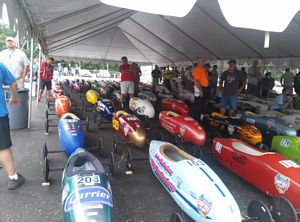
[130,128,146,148]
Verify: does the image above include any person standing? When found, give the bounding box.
[281,68,294,91]
[184,65,193,91]
[260,72,275,98]
[210,65,218,99]
[38,57,54,102]
[0,62,25,189]
[163,66,172,91]
[0,36,30,89]
[151,65,161,86]
[219,59,247,117]
[293,72,300,95]
[193,57,209,121]
[119,56,134,107]
[132,63,142,96]
[247,60,261,99]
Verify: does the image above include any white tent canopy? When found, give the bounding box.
[4,0,300,65]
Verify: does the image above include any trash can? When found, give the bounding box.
[5,88,29,129]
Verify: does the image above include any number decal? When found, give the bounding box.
[215,142,222,153]
[112,117,119,130]
[76,175,101,186]
[280,139,291,148]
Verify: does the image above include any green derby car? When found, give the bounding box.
[272,136,300,164]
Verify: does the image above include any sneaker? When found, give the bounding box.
[8,173,25,190]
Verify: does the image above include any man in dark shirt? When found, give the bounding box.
[219,59,247,117]
[151,65,161,86]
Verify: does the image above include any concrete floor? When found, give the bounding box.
[0,94,270,222]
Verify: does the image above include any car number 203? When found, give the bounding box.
[76,175,101,186]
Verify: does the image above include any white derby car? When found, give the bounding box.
[149,140,241,222]
[129,97,155,118]
[138,90,157,103]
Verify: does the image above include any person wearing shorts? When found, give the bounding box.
[0,62,25,190]
[38,57,54,102]
[119,56,134,107]
[219,59,247,117]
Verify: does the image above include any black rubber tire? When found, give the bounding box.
[109,152,115,176]
[97,137,103,156]
[170,212,184,222]
[270,197,297,222]
[247,200,273,222]
[43,157,50,183]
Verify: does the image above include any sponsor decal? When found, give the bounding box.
[215,142,222,154]
[112,117,119,130]
[279,160,300,168]
[197,194,212,218]
[274,174,290,194]
[64,186,113,212]
[151,159,175,192]
[124,124,130,136]
[155,154,173,176]
[279,139,291,148]
[176,176,183,189]
[127,116,138,121]
[231,152,247,164]
[184,116,194,121]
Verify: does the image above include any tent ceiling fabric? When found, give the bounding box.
[18,0,300,64]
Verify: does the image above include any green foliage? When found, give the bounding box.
[0,24,16,51]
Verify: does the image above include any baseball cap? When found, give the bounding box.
[6,36,15,42]
[228,59,237,64]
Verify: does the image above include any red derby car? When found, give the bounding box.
[52,85,63,99]
[55,95,71,117]
[212,138,300,209]
[161,98,189,116]
[159,111,206,146]
[112,110,146,149]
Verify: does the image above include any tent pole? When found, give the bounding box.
[36,44,41,106]
[28,37,34,129]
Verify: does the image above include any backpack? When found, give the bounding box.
[294,73,300,87]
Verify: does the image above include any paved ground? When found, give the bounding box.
[0,92,270,222]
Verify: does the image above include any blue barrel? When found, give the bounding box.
[5,88,29,129]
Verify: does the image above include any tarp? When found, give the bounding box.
[8,0,300,65]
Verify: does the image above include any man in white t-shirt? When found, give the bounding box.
[0,36,30,89]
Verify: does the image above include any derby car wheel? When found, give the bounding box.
[43,157,50,183]
[45,120,49,135]
[270,197,297,222]
[255,142,270,152]
[109,152,115,176]
[170,212,184,222]
[97,137,103,156]
[42,143,48,158]
[125,149,133,175]
[97,116,102,129]
[247,200,273,222]
[112,134,118,153]
[45,109,49,119]
[86,116,91,132]
[174,135,183,149]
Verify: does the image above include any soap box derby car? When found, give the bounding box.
[211,138,300,211]
[62,148,113,222]
[112,110,146,149]
[161,98,189,116]
[138,90,157,103]
[85,90,114,130]
[149,140,241,222]
[202,112,264,148]
[129,97,155,119]
[236,111,300,147]
[58,113,84,156]
[159,111,206,147]
[271,136,300,165]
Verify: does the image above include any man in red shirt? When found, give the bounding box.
[38,57,54,102]
[119,56,134,107]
